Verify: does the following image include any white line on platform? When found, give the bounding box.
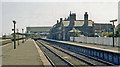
[0,43,11,47]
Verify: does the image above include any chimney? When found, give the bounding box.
[60,18,63,22]
[84,12,88,20]
[57,20,59,24]
[84,12,88,26]
[64,18,67,20]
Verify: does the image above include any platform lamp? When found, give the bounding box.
[22,29,24,43]
[13,20,16,49]
[110,19,117,47]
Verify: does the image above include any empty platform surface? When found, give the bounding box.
[43,38,120,54]
[2,39,44,66]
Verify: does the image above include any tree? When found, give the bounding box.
[116,27,120,32]
[102,32,109,36]
[107,32,120,37]
[2,35,6,39]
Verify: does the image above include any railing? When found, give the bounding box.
[70,37,120,47]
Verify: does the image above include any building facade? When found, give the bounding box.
[48,12,113,41]
[48,12,94,41]
[94,23,113,35]
[26,27,52,38]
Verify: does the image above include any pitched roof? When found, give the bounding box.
[69,28,81,32]
[88,21,93,26]
[63,20,93,27]
[62,21,70,26]
[26,27,52,32]
[57,20,93,28]
[74,21,84,26]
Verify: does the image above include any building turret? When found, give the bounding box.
[57,20,59,24]
[67,11,76,27]
[84,12,88,26]
[60,18,63,22]
[60,18,63,26]
[69,11,76,21]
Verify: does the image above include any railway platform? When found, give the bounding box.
[59,40,119,53]
[1,39,50,67]
[39,38,120,65]
[43,38,119,53]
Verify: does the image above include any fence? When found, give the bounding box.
[70,37,120,47]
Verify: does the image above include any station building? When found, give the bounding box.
[48,12,113,41]
[26,12,113,40]
[48,12,94,41]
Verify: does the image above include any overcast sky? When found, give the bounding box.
[1,0,119,36]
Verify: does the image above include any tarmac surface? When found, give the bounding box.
[1,39,46,67]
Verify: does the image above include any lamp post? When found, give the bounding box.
[17,29,19,45]
[110,19,117,47]
[22,29,24,43]
[13,20,16,49]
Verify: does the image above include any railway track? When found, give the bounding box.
[36,41,74,67]
[36,40,114,66]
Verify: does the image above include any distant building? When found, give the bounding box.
[26,27,52,37]
[48,12,94,41]
[94,23,113,35]
[48,12,113,40]
[26,12,113,40]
